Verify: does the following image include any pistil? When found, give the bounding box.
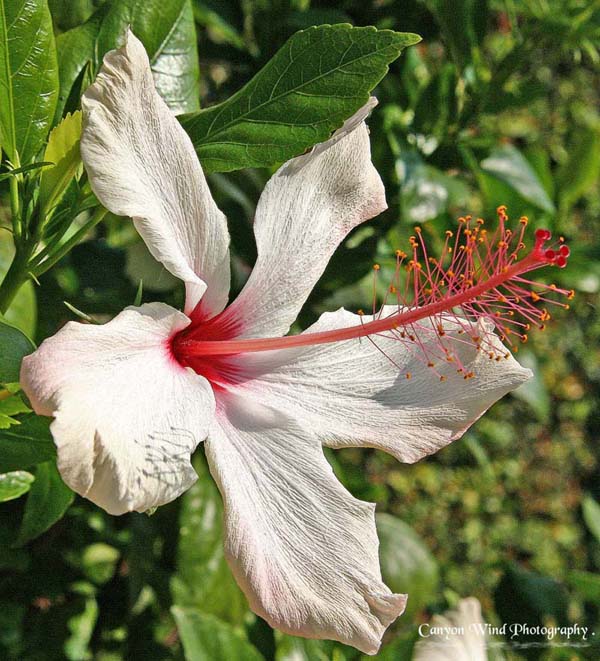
[173,210,572,362]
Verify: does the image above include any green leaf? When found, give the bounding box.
[172,608,264,661]
[557,125,600,208]
[480,145,556,213]
[582,494,600,544]
[64,584,98,661]
[425,0,488,68]
[172,453,248,625]
[0,470,34,502]
[0,319,34,384]
[15,460,74,546]
[39,110,82,216]
[181,24,421,173]
[0,414,56,473]
[56,0,200,118]
[412,62,458,142]
[0,161,54,181]
[510,351,550,422]
[494,564,569,643]
[80,543,120,585]
[398,152,469,223]
[55,12,101,121]
[0,393,31,429]
[275,634,331,661]
[0,0,58,164]
[376,513,439,619]
[567,570,600,602]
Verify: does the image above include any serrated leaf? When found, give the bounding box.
[181,24,420,172]
[15,460,74,546]
[0,0,58,164]
[39,111,82,216]
[0,414,56,473]
[172,453,248,625]
[0,393,31,429]
[0,319,34,384]
[481,144,555,213]
[0,470,34,502]
[172,608,264,661]
[56,0,200,118]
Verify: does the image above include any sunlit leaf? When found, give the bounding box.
[481,145,555,213]
[582,494,600,544]
[56,0,200,118]
[39,110,82,216]
[181,24,420,172]
[0,0,58,164]
[172,607,264,661]
[0,394,31,429]
[0,470,34,502]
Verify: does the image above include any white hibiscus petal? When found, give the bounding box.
[413,598,487,661]
[218,98,386,338]
[205,391,406,655]
[235,307,532,462]
[20,303,215,515]
[81,30,230,317]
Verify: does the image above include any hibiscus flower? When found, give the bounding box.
[22,30,567,653]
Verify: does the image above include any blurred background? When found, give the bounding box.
[1,0,599,659]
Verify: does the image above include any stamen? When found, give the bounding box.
[173,209,572,363]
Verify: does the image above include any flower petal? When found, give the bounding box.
[413,598,487,661]
[206,391,406,654]
[20,303,215,515]
[81,30,230,317]
[217,99,386,338]
[235,307,532,462]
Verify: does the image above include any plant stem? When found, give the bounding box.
[0,244,31,314]
[9,175,21,239]
[32,207,108,277]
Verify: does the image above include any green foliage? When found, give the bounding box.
[480,144,555,213]
[0,0,598,659]
[0,394,31,429]
[181,24,420,172]
[0,414,56,473]
[582,494,600,544]
[172,607,265,661]
[171,454,247,624]
[39,111,82,217]
[0,470,34,502]
[0,320,34,384]
[56,0,200,118]
[376,513,439,619]
[0,0,58,164]
[15,460,73,545]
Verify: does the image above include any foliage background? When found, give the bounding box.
[0,0,599,659]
